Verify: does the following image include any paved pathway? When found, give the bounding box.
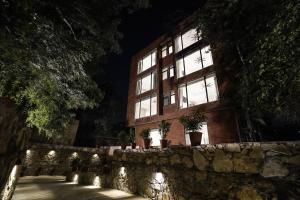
[12,176,147,200]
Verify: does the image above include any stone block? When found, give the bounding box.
[182,156,193,168]
[212,150,233,172]
[170,154,181,165]
[261,159,289,177]
[236,185,263,200]
[193,150,208,170]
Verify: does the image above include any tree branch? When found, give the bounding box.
[56,7,77,40]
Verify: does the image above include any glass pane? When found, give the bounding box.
[151,72,156,89]
[163,96,169,106]
[178,85,188,108]
[151,51,156,66]
[162,47,167,58]
[137,60,142,74]
[150,129,161,146]
[136,79,141,94]
[135,102,140,119]
[151,96,157,115]
[187,79,207,106]
[162,68,168,80]
[143,54,152,71]
[182,28,198,49]
[141,74,152,93]
[201,45,213,68]
[169,67,174,77]
[174,36,182,53]
[176,58,185,78]
[140,97,151,117]
[170,94,175,104]
[206,74,218,102]
[184,50,202,76]
[168,45,173,54]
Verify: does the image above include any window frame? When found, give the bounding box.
[135,94,157,119]
[178,73,219,109]
[175,28,201,53]
[162,65,175,80]
[136,71,156,95]
[161,41,173,58]
[163,90,176,106]
[137,50,157,74]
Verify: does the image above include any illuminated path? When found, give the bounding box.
[12,176,146,200]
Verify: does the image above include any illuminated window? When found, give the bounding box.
[136,72,156,94]
[185,123,209,145]
[163,91,176,106]
[162,65,174,80]
[176,45,213,78]
[178,74,218,108]
[135,95,157,119]
[137,50,157,74]
[175,28,201,52]
[161,42,173,58]
[149,129,161,146]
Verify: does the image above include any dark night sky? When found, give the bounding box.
[102,0,203,123]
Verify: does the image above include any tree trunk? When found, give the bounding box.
[0,97,31,199]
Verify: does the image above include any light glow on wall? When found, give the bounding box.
[93,154,99,158]
[72,152,78,157]
[26,149,31,155]
[93,176,101,187]
[73,174,79,184]
[119,167,126,176]
[48,150,56,156]
[153,172,165,190]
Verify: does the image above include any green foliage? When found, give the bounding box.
[0,0,149,137]
[179,108,205,133]
[194,0,300,140]
[118,130,129,144]
[140,128,150,139]
[158,120,171,139]
[128,128,135,143]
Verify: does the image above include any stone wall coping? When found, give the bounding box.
[30,143,106,153]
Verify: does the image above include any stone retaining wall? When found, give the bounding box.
[21,142,300,200]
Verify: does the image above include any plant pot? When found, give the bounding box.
[189,132,202,146]
[143,138,151,149]
[160,139,168,148]
[131,142,136,149]
[121,144,127,150]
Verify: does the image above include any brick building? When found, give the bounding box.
[126,17,240,147]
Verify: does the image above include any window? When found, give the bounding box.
[163,91,176,106]
[162,65,175,80]
[176,45,213,78]
[135,95,157,119]
[137,50,157,74]
[178,74,218,108]
[136,72,156,95]
[185,123,209,145]
[161,42,173,58]
[175,28,201,53]
[149,129,161,146]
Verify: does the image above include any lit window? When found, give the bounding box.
[176,45,213,78]
[149,129,161,146]
[136,72,156,95]
[161,42,173,59]
[137,50,157,74]
[185,123,209,145]
[178,74,218,108]
[162,65,174,80]
[135,95,157,119]
[164,91,176,106]
[175,28,201,52]
[168,45,173,54]
[162,68,168,80]
[162,46,167,58]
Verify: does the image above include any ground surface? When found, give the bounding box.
[12,176,147,200]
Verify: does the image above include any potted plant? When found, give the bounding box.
[118,130,129,150]
[128,128,136,149]
[140,128,151,149]
[179,108,205,146]
[158,120,171,148]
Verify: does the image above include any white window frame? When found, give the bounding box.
[175,28,201,53]
[135,95,157,119]
[136,72,156,95]
[137,50,157,74]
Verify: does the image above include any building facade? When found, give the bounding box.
[127,18,240,147]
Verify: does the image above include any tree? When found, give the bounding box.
[194,0,300,140]
[0,0,148,196]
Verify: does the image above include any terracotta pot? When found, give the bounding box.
[189,132,202,146]
[160,139,168,148]
[121,144,127,150]
[131,142,136,149]
[143,138,151,149]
